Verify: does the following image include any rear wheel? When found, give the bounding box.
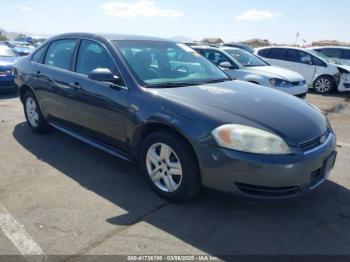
[141,131,201,201]
[23,91,52,133]
[313,76,336,94]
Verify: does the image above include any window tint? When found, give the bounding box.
[31,45,47,63]
[342,49,350,59]
[312,56,327,67]
[76,40,116,76]
[321,48,342,59]
[266,48,287,60]
[287,49,312,64]
[201,50,236,68]
[257,48,270,57]
[44,39,77,70]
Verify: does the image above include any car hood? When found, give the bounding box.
[155,81,327,145]
[0,56,18,67]
[242,65,305,82]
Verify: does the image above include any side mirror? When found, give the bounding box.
[219,62,234,69]
[88,68,120,83]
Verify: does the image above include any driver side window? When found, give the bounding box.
[203,50,232,66]
[76,40,117,77]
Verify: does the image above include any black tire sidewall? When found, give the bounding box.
[23,91,51,133]
[141,131,201,201]
[313,76,336,94]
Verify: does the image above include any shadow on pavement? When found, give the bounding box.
[12,122,350,256]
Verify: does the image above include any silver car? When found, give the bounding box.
[193,46,308,98]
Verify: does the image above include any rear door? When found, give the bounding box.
[36,39,78,124]
[261,48,289,68]
[67,39,128,150]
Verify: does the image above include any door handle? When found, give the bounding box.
[69,82,81,89]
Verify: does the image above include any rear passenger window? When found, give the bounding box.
[44,39,77,70]
[257,48,270,57]
[321,48,342,58]
[342,50,350,59]
[76,40,116,76]
[266,48,287,60]
[31,45,47,63]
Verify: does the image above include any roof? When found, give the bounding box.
[310,45,350,50]
[49,32,174,42]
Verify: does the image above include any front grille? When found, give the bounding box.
[310,168,324,188]
[295,92,307,99]
[300,129,330,152]
[235,182,299,197]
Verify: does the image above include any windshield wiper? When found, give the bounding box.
[151,82,201,88]
[204,78,232,84]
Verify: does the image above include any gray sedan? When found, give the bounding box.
[14,33,336,201]
[193,46,308,98]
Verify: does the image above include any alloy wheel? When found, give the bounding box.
[26,97,39,128]
[146,143,183,193]
[315,78,331,93]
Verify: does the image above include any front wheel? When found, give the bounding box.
[141,131,201,202]
[313,76,336,94]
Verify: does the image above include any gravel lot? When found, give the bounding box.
[0,92,350,259]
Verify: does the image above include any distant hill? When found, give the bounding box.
[312,40,350,47]
[241,38,270,48]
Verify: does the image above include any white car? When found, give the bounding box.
[256,46,350,94]
[309,46,350,67]
[193,45,308,98]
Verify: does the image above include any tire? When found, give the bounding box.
[23,91,52,133]
[313,75,336,94]
[141,131,201,202]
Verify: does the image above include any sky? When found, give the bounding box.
[1,0,349,44]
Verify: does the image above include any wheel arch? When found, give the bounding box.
[131,121,200,168]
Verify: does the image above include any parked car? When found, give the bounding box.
[193,45,308,98]
[0,44,18,93]
[309,46,350,66]
[222,42,255,54]
[8,41,35,56]
[256,46,350,94]
[14,33,336,201]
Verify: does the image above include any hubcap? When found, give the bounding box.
[26,97,39,127]
[146,143,183,193]
[315,78,331,93]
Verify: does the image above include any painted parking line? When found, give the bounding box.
[0,203,45,258]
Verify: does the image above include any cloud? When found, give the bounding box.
[100,0,183,18]
[12,5,32,11]
[235,10,281,21]
[0,18,13,24]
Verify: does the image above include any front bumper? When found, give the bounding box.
[274,83,308,98]
[195,132,336,199]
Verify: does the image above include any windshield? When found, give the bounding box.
[0,45,17,57]
[224,48,267,67]
[112,40,230,87]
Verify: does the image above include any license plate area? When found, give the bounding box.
[310,151,337,189]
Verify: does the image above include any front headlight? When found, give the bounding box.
[212,124,291,155]
[269,78,293,87]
